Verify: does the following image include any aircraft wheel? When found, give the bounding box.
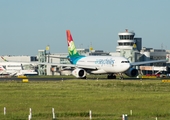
[82,76,86,79]
[107,74,116,79]
[112,75,116,79]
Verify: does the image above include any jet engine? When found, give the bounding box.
[125,68,138,77]
[72,68,87,78]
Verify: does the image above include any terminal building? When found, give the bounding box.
[0,55,37,62]
[1,29,170,76]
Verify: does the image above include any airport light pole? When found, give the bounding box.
[46,45,50,63]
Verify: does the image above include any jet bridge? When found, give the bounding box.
[37,50,47,75]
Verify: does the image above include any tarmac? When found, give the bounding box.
[0,77,69,81]
[0,76,164,81]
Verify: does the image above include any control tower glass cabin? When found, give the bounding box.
[116,29,136,52]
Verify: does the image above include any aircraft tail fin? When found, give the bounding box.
[66,30,80,57]
[0,65,6,71]
[0,65,8,75]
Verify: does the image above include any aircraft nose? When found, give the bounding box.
[125,63,131,71]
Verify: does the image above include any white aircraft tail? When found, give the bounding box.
[0,65,10,75]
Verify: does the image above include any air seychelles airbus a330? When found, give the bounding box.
[63,30,167,79]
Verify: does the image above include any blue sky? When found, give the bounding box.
[0,0,170,55]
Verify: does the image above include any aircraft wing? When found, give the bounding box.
[0,57,98,70]
[131,59,167,66]
[40,62,98,70]
[75,64,98,69]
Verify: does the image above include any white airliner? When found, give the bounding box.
[51,30,167,79]
[0,61,38,77]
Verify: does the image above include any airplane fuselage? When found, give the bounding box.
[73,56,131,74]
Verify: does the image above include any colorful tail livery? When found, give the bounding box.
[66,30,80,57]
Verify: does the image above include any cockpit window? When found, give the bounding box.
[121,61,130,63]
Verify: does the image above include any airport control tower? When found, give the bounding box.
[116,29,142,62]
[116,29,135,52]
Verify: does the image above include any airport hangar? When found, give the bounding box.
[1,29,170,76]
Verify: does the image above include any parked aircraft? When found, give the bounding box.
[0,61,38,76]
[0,65,11,76]
[54,30,167,79]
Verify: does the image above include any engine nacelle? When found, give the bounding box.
[72,68,87,78]
[125,68,138,77]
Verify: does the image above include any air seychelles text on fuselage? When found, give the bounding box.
[95,58,114,65]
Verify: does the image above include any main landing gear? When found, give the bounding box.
[118,73,124,80]
[107,74,116,79]
[107,73,124,79]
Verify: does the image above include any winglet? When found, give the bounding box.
[1,56,8,62]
